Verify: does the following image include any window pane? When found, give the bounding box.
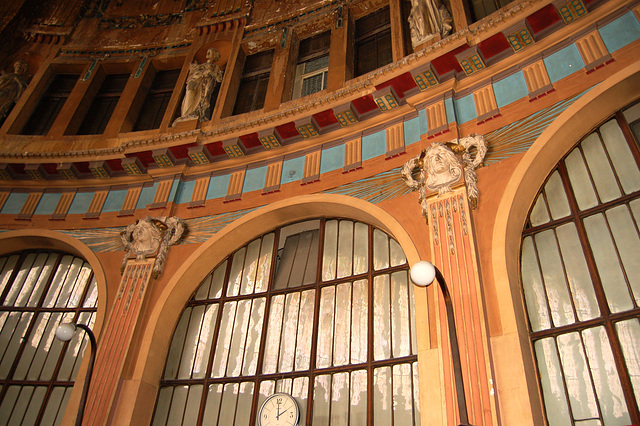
[600,119,640,194]
[521,236,552,331]
[565,147,598,211]
[535,338,572,426]
[582,133,622,204]
[616,319,640,409]
[544,171,571,220]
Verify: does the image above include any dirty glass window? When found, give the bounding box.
[153,219,420,425]
[0,251,97,425]
[521,110,640,425]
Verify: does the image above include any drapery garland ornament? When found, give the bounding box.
[401,134,487,221]
[120,216,186,277]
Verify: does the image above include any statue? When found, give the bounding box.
[173,48,223,125]
[401,134,487,220]
[0,61,28,123]
[408,0,452,47]
[120,216,186,277]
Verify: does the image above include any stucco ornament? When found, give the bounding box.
[0,60,28,122]
[173,48,223,125]
[120,216,186,277]
[408,0,452,47]
[401,134,487,219]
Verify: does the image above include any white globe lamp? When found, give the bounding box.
[410,261,437,287]
[55,323,77,342]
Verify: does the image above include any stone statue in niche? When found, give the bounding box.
[408,0,452,47]
[0,60,28,123]
[401,134,487,219]
[173,47,223,125]
[120,216,186,277]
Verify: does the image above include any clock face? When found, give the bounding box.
[258,393,300,426]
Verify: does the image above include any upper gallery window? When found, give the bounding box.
[520,109,640,424]
[468,0,515,22]
[151,219,421,425]
[0,251,98,425]
[133,69,181,131]
[21,74,79,136]
[76,73,129,135]
[232,50,274,115]
[293,31,330,99]
[354,6,392,77]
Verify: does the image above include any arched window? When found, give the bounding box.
[0,251,98,425]
[520,109,640,424]
[152,219,420,425]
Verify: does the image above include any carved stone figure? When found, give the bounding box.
[0,61,28,122]
[401,134,487,220]
[121,216,186,277]
[173,48,223,125]
[408,0,452,47]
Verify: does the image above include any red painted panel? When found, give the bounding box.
[478,33,510,60]
[526,4,562,34]
[431,45,468,76]
[375,72,418,98]
[240,132,261,149]
[352,94,378,114]
[205,141,225,156]
[312,109,339,128]
[169,142,197,159]
[276,122,300,139]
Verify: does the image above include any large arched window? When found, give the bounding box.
[0,251,98,425]
[520,108,640,425]
[152,219,420,425]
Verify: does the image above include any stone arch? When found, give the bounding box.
[489,62,640,424]
[121,193,424,424]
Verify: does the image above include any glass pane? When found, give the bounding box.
[582,133,621,203]
[544,171,571,220]
[178,305,206,379]
[373,229,390,271]
[22,386,46,425]
[313,375,331,426]
[555,224,599,321]
[353,222,369,275]
[41,386,68,426]
[152,387,173,426]
[166,385,189,426]
[227,299,253,376]
[0,312,34,379]
[534,229,576,327]
[292,377,309,426]
[211,302,237,378]
[322,220,338,281]
[193,304,217,379]
[412,362,421,423]
[255,233,275,293]
[350,370,367,424]
[616,319,640,409]
[227,247,246,297]
[529,194,551,227]
[600,119,640,194]
[374,275,391,360]
[581,327,630,425]
[183,385,203,426]
[42,256,74,308]
[234,382,254,426]
[240,239,261,295]
[337,221,354,279]
[263,295,284,374]
[605,204,640,305]
[351,279,368,364]
[389,238,406,267]
[534,338,572,426]
[331,373,350,426]
[565,148,598,211]
[556,332,599,422]
[209,260,226,299]
[583,213,634,313]
[333,283,351,366]
[521,236,552,331]
[393,363,414,425]
[294,290,315,371]
[390,271,411,357]
[316,286,335,368]
[218,383,239,424]
[279,292,301,373]
[242,297,265,376]
[164,308,191,379]
[0,255,19,297]
[373,366,392,426]
[202,384,223,425]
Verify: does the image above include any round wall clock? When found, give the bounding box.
[257,393,300,426]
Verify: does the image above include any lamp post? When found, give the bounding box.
[55,323,97,426]
[410,261,474,426]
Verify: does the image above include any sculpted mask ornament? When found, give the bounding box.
[173,47,224,125]
[401,134,487,220]
[120,216,186,277]
[408,0,452,47]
